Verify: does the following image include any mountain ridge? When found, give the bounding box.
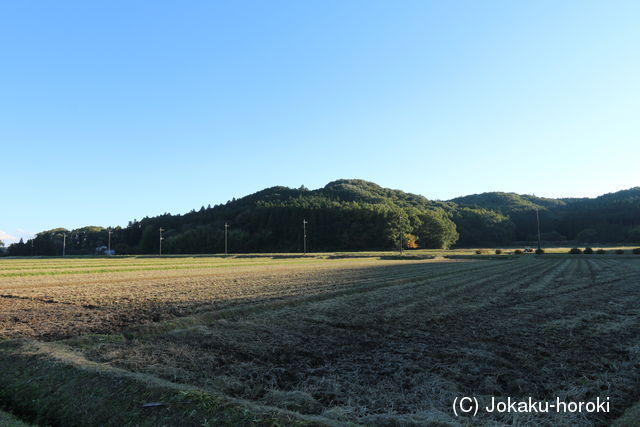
[5,180,639,255]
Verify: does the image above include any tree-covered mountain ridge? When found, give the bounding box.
[450,186,640,244]
[6,180,640,255]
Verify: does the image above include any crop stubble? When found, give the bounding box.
[0,257,463,340]
[1,256,639,425]
[86,257,640,425]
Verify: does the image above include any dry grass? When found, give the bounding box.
[0,410,31,427]
[2,254,640,425]
[0,256,461,340]
[82,257,640,425]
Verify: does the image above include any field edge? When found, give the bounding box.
[0,339,346,427]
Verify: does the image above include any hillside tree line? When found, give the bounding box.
[5,180,639,255]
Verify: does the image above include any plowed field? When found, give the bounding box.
[1,254,639,425]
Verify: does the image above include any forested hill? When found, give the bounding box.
[451,187,640,243]
[6,181,640,256]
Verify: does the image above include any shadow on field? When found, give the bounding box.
[1,257,481,342]
[378,255,435,260]
[79,257,640,426]
[5,257,640,425]
[444,254,515,260]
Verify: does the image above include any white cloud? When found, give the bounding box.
[0,230,17,244]
[0,229,35,244]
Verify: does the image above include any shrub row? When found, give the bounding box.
[568,247,640,254]
[486,247,639,255]
[511,249,544,255]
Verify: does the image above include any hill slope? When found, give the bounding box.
[451,187,640,242]
[7,182,640,255]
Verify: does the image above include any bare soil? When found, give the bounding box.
[0,257,460,340]
[2,255,639,425]
[78,257,640,425]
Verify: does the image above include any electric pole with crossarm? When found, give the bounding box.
[536,208,542,251]
[303,219,308,254]
[224,222,229,255]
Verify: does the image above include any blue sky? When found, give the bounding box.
[1,1,639,243]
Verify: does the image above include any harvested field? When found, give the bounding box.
[0,256,457,340]
[1,254,640,425]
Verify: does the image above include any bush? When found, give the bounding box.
[584,247,594,254]
[616,249,625,254]
[495,249,502,255]
[633,248,640,254]
[569,248,582,254]
[475,249,483,254]
[535,248,544,254]
[514,249,523,255]
[596,249,607,254]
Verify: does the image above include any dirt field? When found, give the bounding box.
[1,254,640,425]
[0,256,459,340]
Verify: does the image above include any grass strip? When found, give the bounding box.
[0,340,337,427]
[0,256,440,278]
[0,410,32,427]
[0,259,342,278]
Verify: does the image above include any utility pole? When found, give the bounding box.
[159,228,164,255]
[224,222,229,255]
[30,239,34,256]
[536,208,542,251]
[62,233,66,257]
[107,228,112,255]
[399,215,404,255]
[303,219,308,254]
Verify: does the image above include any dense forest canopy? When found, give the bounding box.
[452,187,640,243]
[5,181,640,256]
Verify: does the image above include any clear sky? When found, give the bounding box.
[1,1,639,243]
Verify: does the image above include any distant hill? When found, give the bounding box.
[450,187,640,242]
[451,192,568,213]
[6,181,640,256]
